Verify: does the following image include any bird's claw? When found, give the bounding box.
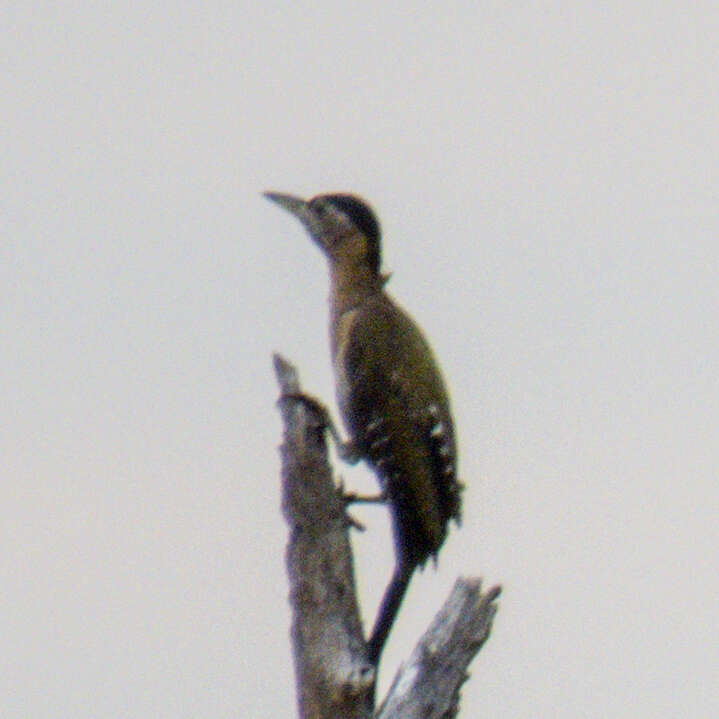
[343,491,387,505]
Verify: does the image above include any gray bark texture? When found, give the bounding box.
[274,354,501,719]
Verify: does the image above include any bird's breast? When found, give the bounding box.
[331,307,361,424]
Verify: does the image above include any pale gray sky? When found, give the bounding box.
[3,2,717,717]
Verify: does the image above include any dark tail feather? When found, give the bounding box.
[367,561,414,666]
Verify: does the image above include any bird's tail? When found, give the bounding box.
[367,560,415,666]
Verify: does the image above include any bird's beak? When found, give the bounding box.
[263,191,328,252]
[263,191,308,221]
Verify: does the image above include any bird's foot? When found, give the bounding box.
[343,490,387,505]
[335,476,387,507]
[334,478,367,531]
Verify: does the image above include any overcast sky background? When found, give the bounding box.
[3,2,718,717]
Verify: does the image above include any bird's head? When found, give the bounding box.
[264,191,382,277]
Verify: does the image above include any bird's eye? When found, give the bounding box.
[310,199,328,216]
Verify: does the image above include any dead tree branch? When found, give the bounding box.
[273,354,500,719]
[377,579,501,719]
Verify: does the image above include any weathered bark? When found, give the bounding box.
[274,354,374,719]
[274,354,500,719]
[377,578,501,719]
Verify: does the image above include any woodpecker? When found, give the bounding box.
[265,191,462,666]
